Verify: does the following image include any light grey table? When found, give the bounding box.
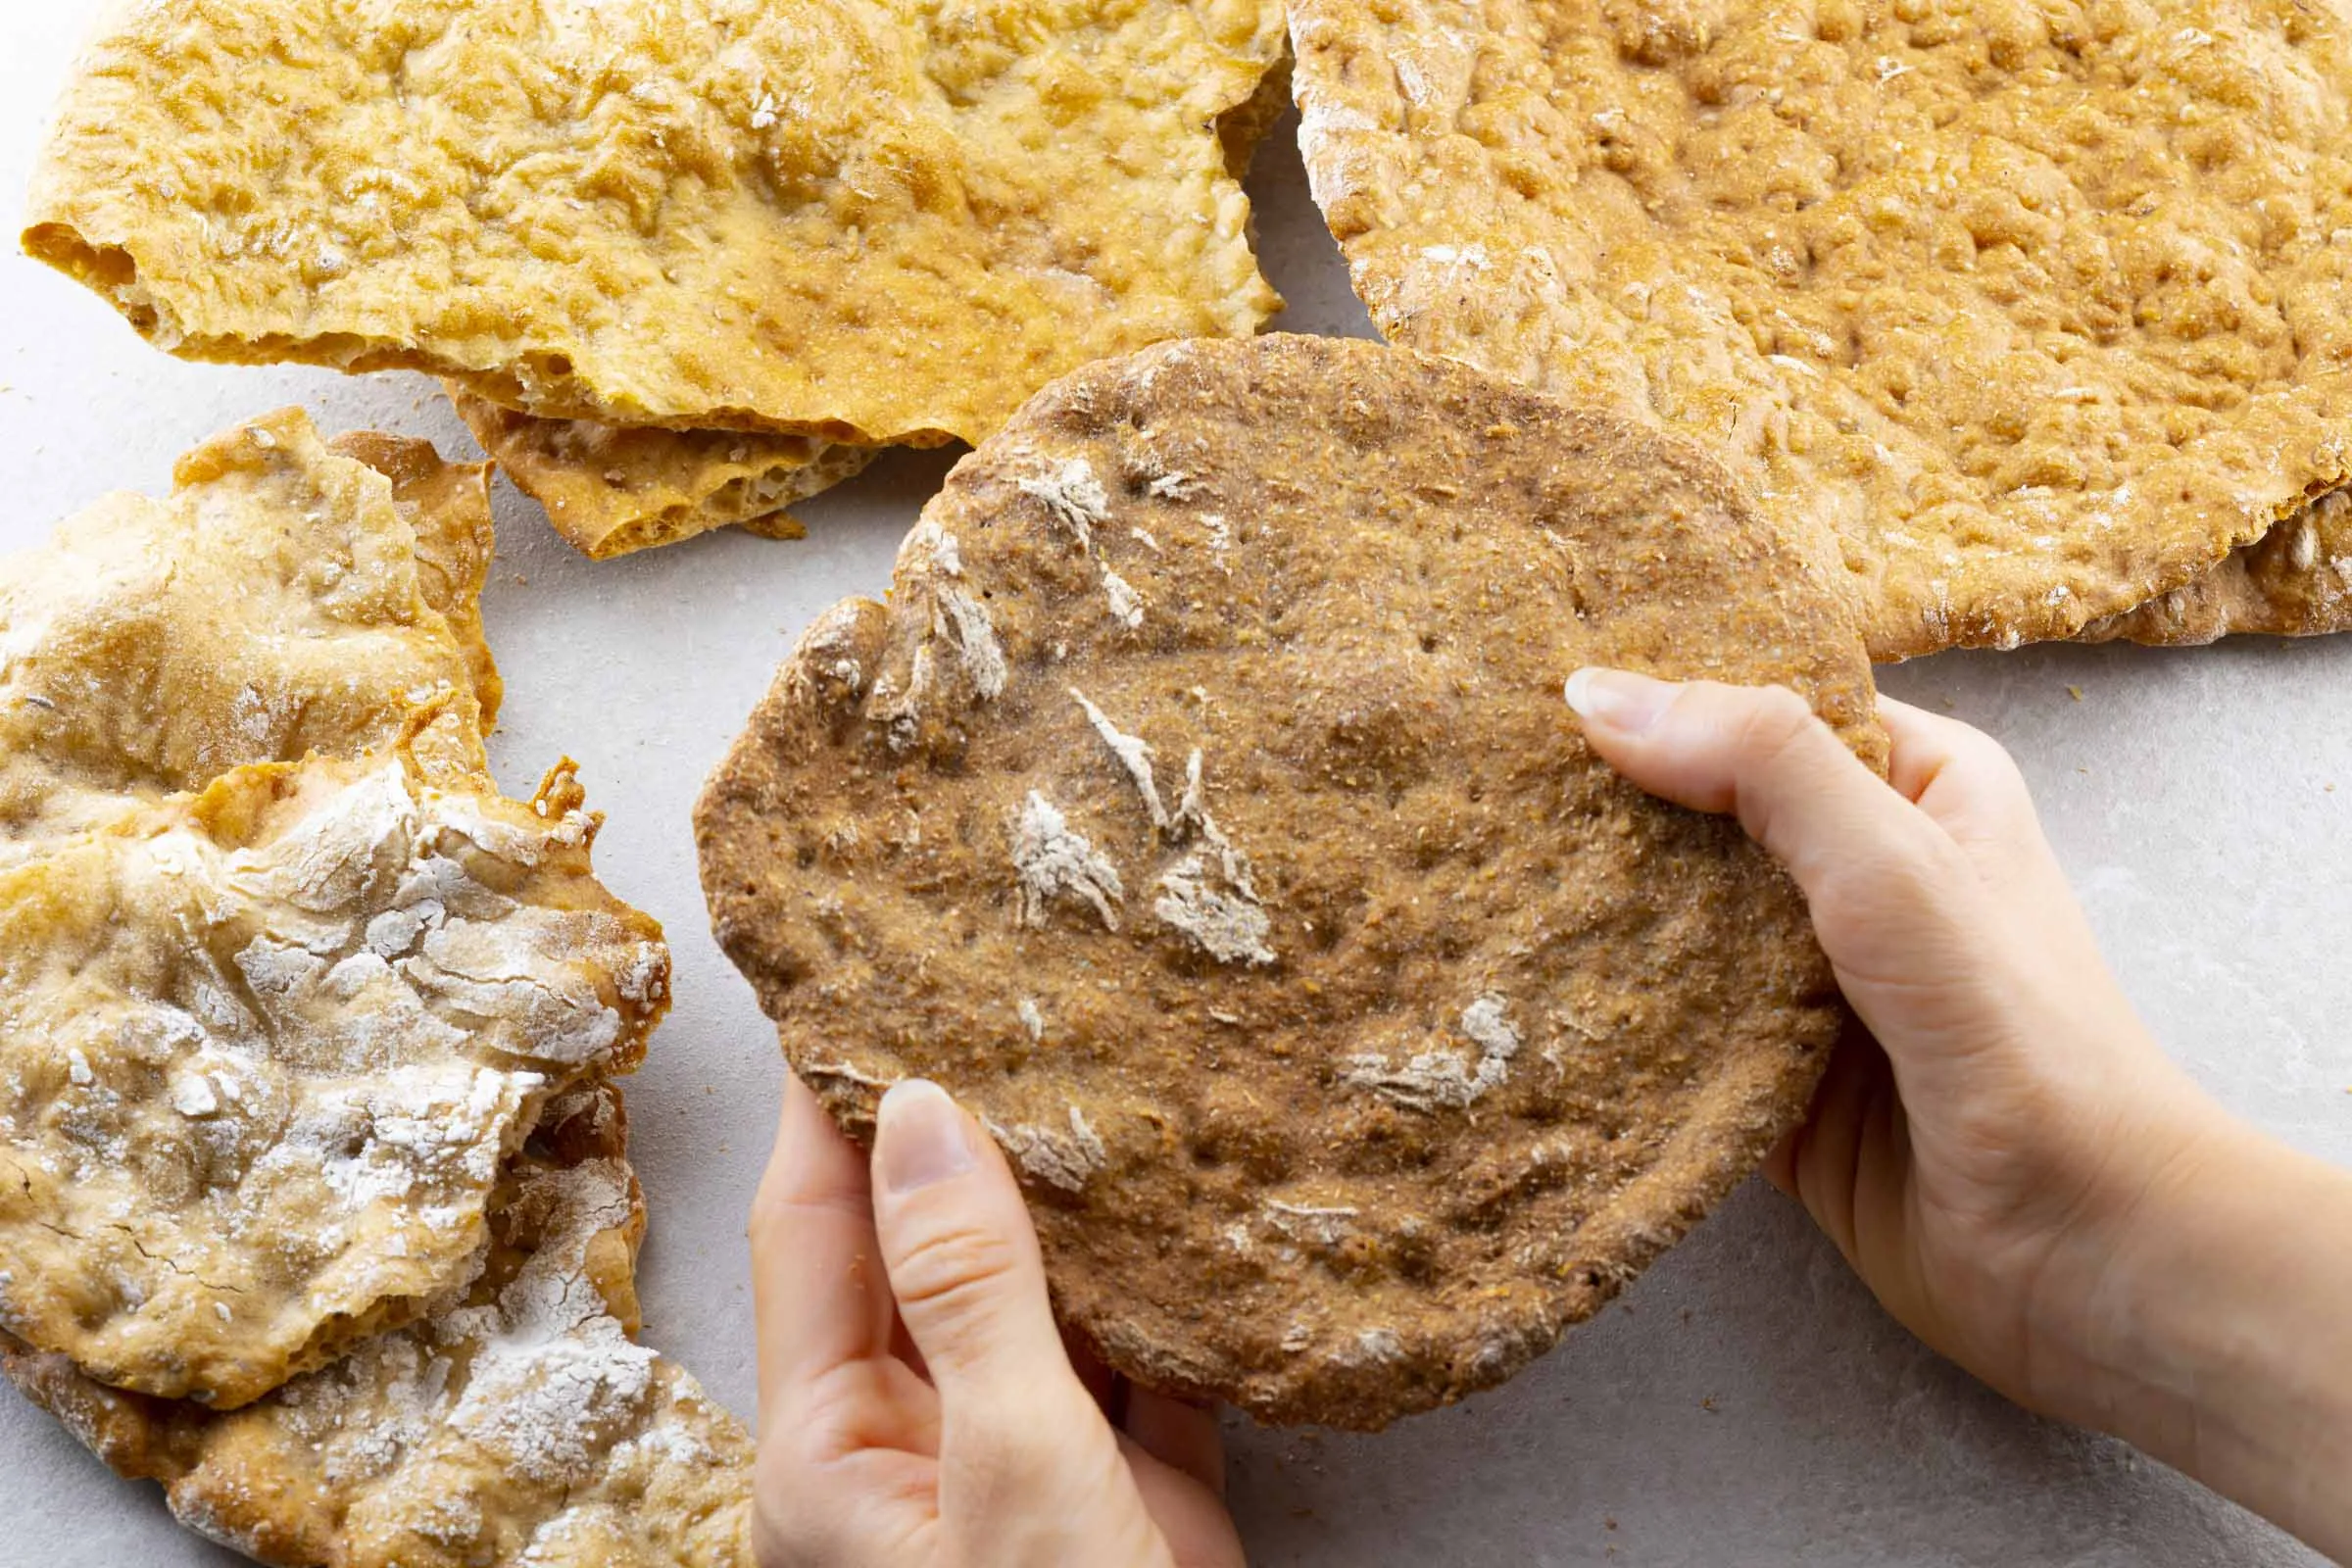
[0,9,2342,1564]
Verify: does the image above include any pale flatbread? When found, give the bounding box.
[450,392,876,561]
[1289,0,2352,658]
[0,411,498,853]
[0,410,671,1409]
[0,737,669,1408]
[698,335,1882,1429]
[2,1084,755,1568]
[27,0,1287,448]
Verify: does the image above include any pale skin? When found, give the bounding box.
[750,669,2352,1568]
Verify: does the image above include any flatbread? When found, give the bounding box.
[450,392,878,561]
[0,735,669,1408]
[2082,489,2352,644]
[1,1083,756,1568]
[1289,0,2352,659]
[329,428,504,713]
[26,0,1287,448]
[0,411,499,853]
[697,334,1882,1429]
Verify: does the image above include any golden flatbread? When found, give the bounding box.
[450,392,876,561]
[27,0,1287,448]
[2,1083,755,1568]
[1290,0,2352,658]
[0,411,498,852]
[698,335,1882,1428]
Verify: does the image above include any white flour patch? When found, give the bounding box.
[1016,455,1110,548]
[932,583,1006,700]
[1010,792,1124,931]
[988,1105,1107,1192]
[445,1161,659,1485]
[1069,688,1167,830]
[1297,101,1378,210]
[1153,854,1276,966]
[1342,994,1524,1111]
[1199,512,1233,569]
[1101,565,1145,629]
[1262,1201,1358,1248]
[803,1058,892,1091]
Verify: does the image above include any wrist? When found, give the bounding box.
[2031,1107,2352,1558]
[1996,1084,2227,1422]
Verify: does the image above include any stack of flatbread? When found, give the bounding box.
[23,0,1294,559]
[0,411,754,1566]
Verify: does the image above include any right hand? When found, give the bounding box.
[1565,669,2352,1563]
[1565,668,2214,1413]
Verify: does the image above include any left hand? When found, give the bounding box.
[748,1071,1246,1568]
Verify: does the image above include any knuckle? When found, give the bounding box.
[782,1360,871,1454]
[888,1212,1025,1322]
[1733,684,1821,761]
[750,1160,868,1242]
[1806,826,1966,937]
[1961,731,2034,803]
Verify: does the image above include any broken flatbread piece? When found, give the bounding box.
[1,1083,754,1568]
[1290,0,2352,658]
[0,736,668,1408]
[697,334,1883,1429]
[0,410,498,852]
[2082,490,2352,645]
[27,0,1286,447]
[450,391,876,561]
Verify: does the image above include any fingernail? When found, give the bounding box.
[879,1079,976,1194]
[1563,667,1674,735]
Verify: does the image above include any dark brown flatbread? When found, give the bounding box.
[696,334,1883,1429]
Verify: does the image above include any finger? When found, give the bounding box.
[868,1080,1084,1417]
[750,1071,895,1419]
[1565,670,2012,1003]
[1875,699,2066,897]
[1776,1033,1896,1266]
[1116,1435,1250,1568]
[1120,1387,1227,1496]
[1564,669,1938,896]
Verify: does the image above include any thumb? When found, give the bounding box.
[1562,668,1958,914]
[869,1079,1075,1410]
[1565,668,2026,1075]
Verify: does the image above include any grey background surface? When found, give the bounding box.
[0,7,2344,1564]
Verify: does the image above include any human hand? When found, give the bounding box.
[1562,668,2211,1414]
[749,1072,1246,1568]
[1563,670,2352,1561]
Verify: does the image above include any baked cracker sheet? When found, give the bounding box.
[1289,0,2352,658]
[450,391,877,561]
[27,0,1288,448]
